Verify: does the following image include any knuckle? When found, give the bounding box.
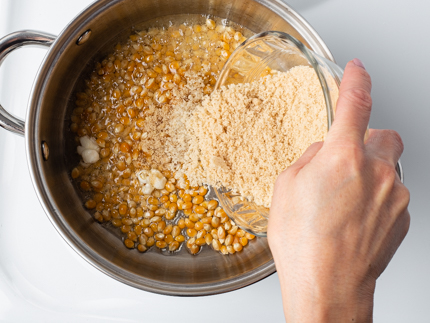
[371,161,398,196]
[377,161,398,184]
[384,129,404,154]
[343,88,373,113]
[367,129,404,162]
[329,146,365,174]
[397,184,411,209]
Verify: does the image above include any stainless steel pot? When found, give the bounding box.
[0,0,337,296]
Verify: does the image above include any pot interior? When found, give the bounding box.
[28,0,332,295]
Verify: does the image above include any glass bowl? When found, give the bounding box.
[213,31,344,237]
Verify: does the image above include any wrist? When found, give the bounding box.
[273,249,376,323]
[287,290,375,323]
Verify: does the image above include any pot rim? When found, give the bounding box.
[24,0,335,295]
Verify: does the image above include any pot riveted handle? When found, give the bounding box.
[0,30,56,136]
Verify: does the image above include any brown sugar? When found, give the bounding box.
[179,66,327,207]
[137,66,327,208]
[137,71,207,171]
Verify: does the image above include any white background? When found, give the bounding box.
[0,0,429,322]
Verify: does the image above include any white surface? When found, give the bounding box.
[0,0,429,322]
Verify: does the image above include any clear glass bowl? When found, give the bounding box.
[213,31,344,237]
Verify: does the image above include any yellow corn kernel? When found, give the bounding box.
[155,233,165,241]
[236,229,246,238]
[182,194,191,202]
[145,78,156,89]
[225,234,233,246]
[122,218,133,226]
[187,228,197,238]
[139,234,148,246]
[220,215,229,224]
[127,231,138,242]
[155,208,167,217]
[134,225,143,235]
[145,54,154,63]
[169,193,178,203]
[158,195,168,204]
[206,19,216,30]
[207,200,218,210]
[189,244,200,255]
[143,227,154,237]
[149,223,158,232]
[169,61,180,73]
[189,213,200,222]
[240,237,248,246]
[228,225,238,236]
[172,225,181,237]
[185,218,195,229]
[224,221,232,231]
[169,241,180,251]
[124,239,135,249]
[212,238,221,251]
[118,203,127,215]
[112,219,122,227]
[147,237,155,247]
[156,241,167,249]
[192,195,204,205]
[211,217,220,228]
[220,245,228,255]
[150,217,161,224]
[120,225,131,233]
[168,203,178,214]
[197,229,207,239]
[71,168,80,179]
[94,212,103,223]
[195,238,206,246]
[177,189,185,198]
[245,232,256,240]
[178,218,186,229]
[194,206,207,214]
[183,202,193,210]
[85,199,96,209]
[201,217,212,224]
[194,221,203,231]
[137,244,147,252]
[217,226,226,239]
[153,66,162,74]
[175,235,185,243]
[205,233,213,245]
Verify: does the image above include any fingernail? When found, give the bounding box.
[353,58,366,70]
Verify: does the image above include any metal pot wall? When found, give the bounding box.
[0,0,335,296]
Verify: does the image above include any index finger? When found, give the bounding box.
[325,59,372,146]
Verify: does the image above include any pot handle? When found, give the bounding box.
[0,30,56,136]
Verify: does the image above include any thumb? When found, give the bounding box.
[325,59,372,147]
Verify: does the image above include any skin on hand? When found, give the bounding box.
[268,59,410,323]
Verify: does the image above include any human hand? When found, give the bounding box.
[267,59,410,323]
